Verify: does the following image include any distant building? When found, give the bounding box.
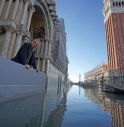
[103,0,124,72]
[84,64,108,83]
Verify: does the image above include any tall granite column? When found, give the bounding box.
[0,30,12,57]
[0,0,6,17]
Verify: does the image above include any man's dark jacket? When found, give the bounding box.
[12,43,36,69]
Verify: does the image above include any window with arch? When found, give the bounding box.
[113,2,115,6]
[116,1,118,6]
[119,1,121,6]
[122,1,124,5]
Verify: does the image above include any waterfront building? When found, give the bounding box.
[0,0,68,78]
[84,87,124,127]
[103,0,124,72]
[84,64,108,83]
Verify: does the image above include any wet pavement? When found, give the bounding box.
[0,84,124,127]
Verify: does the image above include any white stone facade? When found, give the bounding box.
[0,0,68,74]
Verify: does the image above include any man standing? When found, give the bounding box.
[12,39,40,69]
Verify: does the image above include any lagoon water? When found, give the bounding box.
[0,85,124,127]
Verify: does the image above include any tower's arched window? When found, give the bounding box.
[119,1,121,6]
[116,1,118,6]
[113,2,115,6]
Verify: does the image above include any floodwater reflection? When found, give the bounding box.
[0,84,124,127]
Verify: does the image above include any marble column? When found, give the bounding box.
[21,0,29,25]
[48,40,52,57]
[0,0,6,17]
[40,40,44,56]
[27,6,35,31]
[37,58,41,70]
[13,33,22,57]
[11,0,19,20]
[1,30,12,57]
[4,0,13,20]
[7,32,16,58]
[42,59,46,72]
[45,40,49,56]
[16,0,23,23]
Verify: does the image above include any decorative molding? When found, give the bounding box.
[103,0,124,22]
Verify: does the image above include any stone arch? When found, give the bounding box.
[29,1,52,72]
[32,1,52,40]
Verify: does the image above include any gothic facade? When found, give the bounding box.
[0,0,68,75]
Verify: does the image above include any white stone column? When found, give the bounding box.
[21,0,29,25]
[13,33,22,57]
[48,40,52,56]
[4,0,13,20]
[27,6,35,31]
[11,0,20,20]
[0,0,6,17]
[7,32,16,58]
[45,40,49,56]
[40,40,44,56]
[42,60,46,72]
[16,0,23,23]
[1,30,12,57]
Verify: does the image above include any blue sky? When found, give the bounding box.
[56,0,107,82]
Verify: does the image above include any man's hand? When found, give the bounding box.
[25,64,31,69]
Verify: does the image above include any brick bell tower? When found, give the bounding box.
[103,0,124,72]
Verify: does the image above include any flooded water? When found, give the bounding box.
[0,84,124,127]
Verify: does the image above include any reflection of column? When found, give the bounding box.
[11,0,19,20]
[27,6,35,30]
[21,0,29,25]
[1,30,12,57]
[0,0,6,17]
[7,33,16,58]
[13,33,22,57]
[4,0,13,19]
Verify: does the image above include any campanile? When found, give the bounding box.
[103,0,124,71]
